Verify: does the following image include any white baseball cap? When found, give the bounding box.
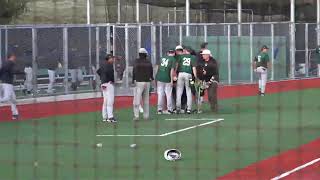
[175,45,183,50]
[139,48,148,54]
[201,49,211,55]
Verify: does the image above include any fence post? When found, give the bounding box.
[137,24,141,53]
[151,23,157,65]
[271,24,275,80]
[4,27,8,60]
[290,23,296,78]
[95,26,100,87]
[250,24,253,83]
[32,28,38,96]
[167,13,170,37]
[159,22,163,57]
[179,25,183,45]
[88,26,92,84]
[305,23,309,77]
[204,24,207,43]
[0,28,2,68]
[113,25,116,56]
[125,23,129,88]
[228,25,231,84]
[63,27,69,94]
[106,24,111,53]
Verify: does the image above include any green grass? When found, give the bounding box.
[1,89,320,180]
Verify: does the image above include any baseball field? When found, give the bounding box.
[1,79,320,180]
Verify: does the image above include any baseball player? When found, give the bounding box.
[132,48,154,120]
[315,45,320,77]
[198,49,220,112]
[96,54,116,123]
[175,46,197,114]
[23,65,33,95]
[0,53,20,120]
[22,50,33,95]
[69,48,84,91]
[155,49,176,114]
[37,48,62,94]
[253,45,271,96]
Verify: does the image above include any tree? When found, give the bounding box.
[0,0,28,24]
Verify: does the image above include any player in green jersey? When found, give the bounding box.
[175,46,197,114]
[155,49,176,114]
[253,45,271,96]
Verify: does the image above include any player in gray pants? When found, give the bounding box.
[23,65,33,95]
[132,48,154,120]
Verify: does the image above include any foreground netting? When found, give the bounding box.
[1,22,320,180]
[2,22,316,97]
[1,79,320,179]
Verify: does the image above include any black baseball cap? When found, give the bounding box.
[168,49,175,53]
[261,45,269,50]
[184,46,193,52]
[200,42,208,49]
[105,54,114,60]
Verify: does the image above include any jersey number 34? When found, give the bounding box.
[161,58,169,67]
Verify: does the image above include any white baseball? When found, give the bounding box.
[130,144,137,148]
[96,143,103,147]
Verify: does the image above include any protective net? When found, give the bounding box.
[1,21,320,179]
[3,0,319,24]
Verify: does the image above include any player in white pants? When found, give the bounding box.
[155,49,175,114]
[157,82,173,113]
[23,66,33,95]
[101,82,115,122]
[97,54,116,122]
[47,69,56,94]
[175,47,197,114]
[0,54,19,120]
[253,45,271,96]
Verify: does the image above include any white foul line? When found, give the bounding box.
[96,118,224,137]
[165,118,222,121]
[271,158,320,180]
[96,135,159,137]
[159,119,224,137]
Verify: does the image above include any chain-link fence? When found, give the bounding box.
[0,22,319,98]
[2,22,320,180]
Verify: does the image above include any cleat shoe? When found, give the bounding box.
[139,106,144,113]
[157,110,163,115]
[163,110,173,115]
[133,117,139,121]
[107,117,117,123]
[12,115,19,120]
[186,109,192,114]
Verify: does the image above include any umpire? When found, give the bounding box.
[132,48,154,120]
[198,49,219,112]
